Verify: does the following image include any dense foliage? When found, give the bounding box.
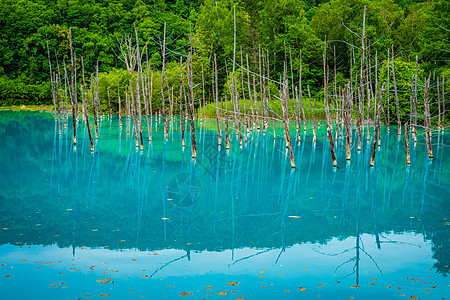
[0,0,448,123]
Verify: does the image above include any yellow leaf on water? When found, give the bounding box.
[317,284,325,287]
[350,286,359,288]
[203,286,212,290]
[260,271,266,273]
[298,287,306,291]
[179,292,193,296]
[227,281,240,286]
[99,294,110,297]
[217,291,227,295]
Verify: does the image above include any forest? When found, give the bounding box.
[0,0,448,125]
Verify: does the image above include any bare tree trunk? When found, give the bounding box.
[387,48,390,131]
[391,46,401,136]
[214,54,221,146]
[282,61,295,168]
[246,54,254,127]
[308,85,316,142]
[187,53,197,158]
[161,22,168,140]
[358,6,366,149]
[201,63,206,121]
[81,57,94,152]
[413,55,418,143]
[240,47,248,139]
[438,76,441,129]
[69,29,77,145]
[91,74,99,139]
[225,95,230,150]
[370,83,384,166]
[136,76,144,151]
[299,50,306,132]
[343,85,352,160]
[405,123,410,165]
[56,73,62,136]
[443,76,445,129]
[325,65,337,167]
[179,57,185,147]
[46,34,57,119]
[96,62,101,118]
[424,78,433,158]
[107,87,111,116]
[253,74,259,129]
[118,77,122,126]
[130,80,139,148]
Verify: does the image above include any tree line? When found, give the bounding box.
[0,0,448,118]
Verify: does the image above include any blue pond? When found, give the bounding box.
[0,110,449,299]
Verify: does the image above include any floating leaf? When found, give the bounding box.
[203,286,212,290]
[167,284,174,287]
[262,286,268,288]
[5,275,10,278]
[369,283,375,286]
[258,276,264,278]
[409,296,418,300]
[288,216,300,218]
[179,292,193,296]
[298,287,306,291]
[260,271,266,274]
[303,268,307,271]
[99,294,110,297]
[21,259,26,262]
[132,259,137,261]
[317,284,325,287]
[162,218,170,220]
[217,291,227,295]
[284,290,289,292]
[227,281,240,286]
[386,286,392,289]
[130,289,135,291]
[424,289,430,292]
[350,286,359,289]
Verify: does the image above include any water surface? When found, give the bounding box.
[0,111,449,299]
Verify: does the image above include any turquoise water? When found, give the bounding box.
[0,111,449,299]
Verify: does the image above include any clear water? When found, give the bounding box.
[0,111,449,299]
